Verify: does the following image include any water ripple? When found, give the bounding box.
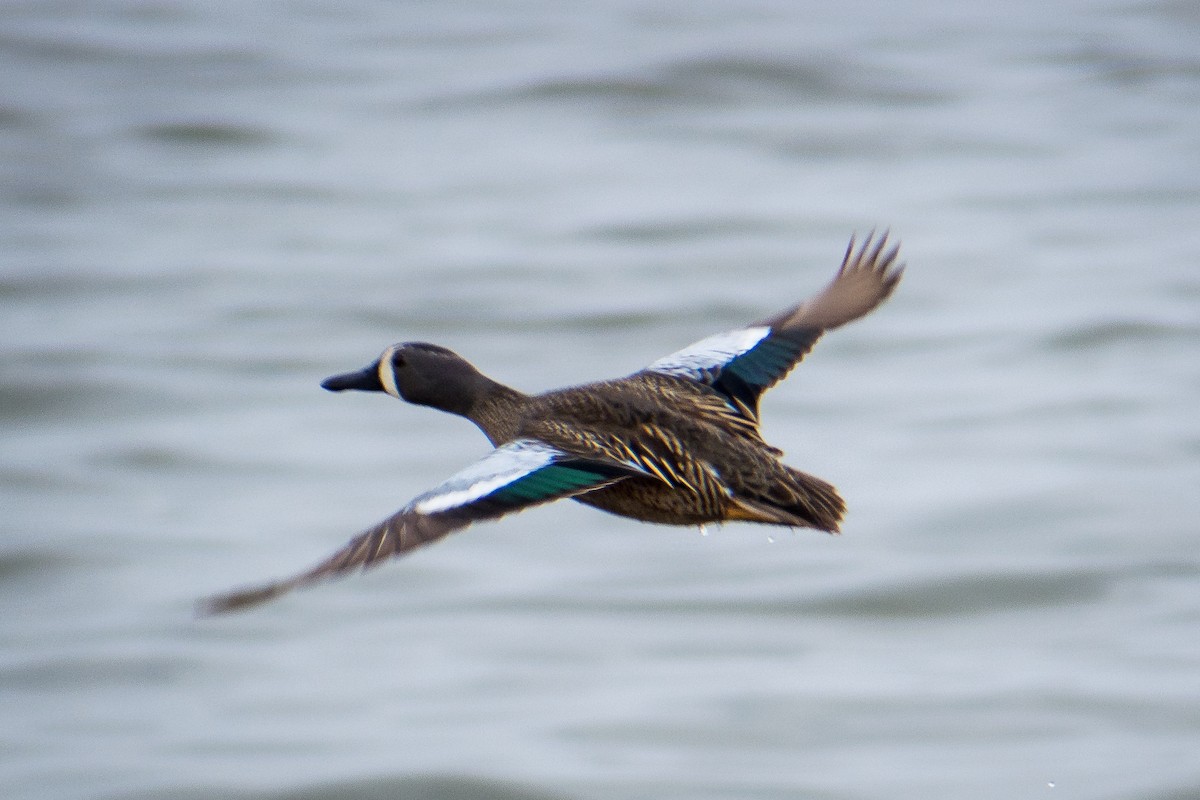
[105,774,577,800]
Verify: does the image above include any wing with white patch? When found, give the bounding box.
[645,325,792,421]
[199,439,643,614]
[644,232,903,421]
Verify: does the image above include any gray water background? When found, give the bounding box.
[2,1,1199,799]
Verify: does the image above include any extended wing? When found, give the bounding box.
[199,439,644,614]
[644,232,903,422]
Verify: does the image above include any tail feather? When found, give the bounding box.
[790,467,846,532]
[727,467,845,532]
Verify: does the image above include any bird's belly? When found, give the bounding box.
[572,478,719,526]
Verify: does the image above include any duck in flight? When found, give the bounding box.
[201,232,903,614]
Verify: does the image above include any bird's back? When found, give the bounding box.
[514,376,842,530]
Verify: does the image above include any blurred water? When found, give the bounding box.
[2,1,1199,799]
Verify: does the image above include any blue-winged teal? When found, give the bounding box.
[202,233,903,613]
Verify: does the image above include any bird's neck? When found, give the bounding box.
[464,379,530,446]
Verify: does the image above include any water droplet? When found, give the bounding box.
[766,535,775,544]
[698,524,709,537]
[1047,782,1056,789]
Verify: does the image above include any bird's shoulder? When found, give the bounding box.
[518,373,772,460]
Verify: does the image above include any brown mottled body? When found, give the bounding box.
[466,373,840,528]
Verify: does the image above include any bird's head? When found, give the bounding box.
[321,342,485,417]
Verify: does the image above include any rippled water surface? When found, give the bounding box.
[3,2,1199,799]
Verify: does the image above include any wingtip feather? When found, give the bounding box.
[196,578,299,616]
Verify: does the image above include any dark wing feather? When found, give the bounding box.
[199,439,643,614]
[644,231,903,420]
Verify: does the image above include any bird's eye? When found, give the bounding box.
[392,354,406,368]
